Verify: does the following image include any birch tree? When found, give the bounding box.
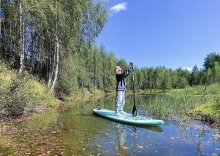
[19,0,24,73]
[49,0,60,91]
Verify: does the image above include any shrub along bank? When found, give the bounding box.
[0,62,56,118]
[0,62,104,119]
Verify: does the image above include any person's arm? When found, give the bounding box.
[118,62,133,79]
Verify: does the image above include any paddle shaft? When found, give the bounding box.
[132,69,136,106]
[132,64,137,116]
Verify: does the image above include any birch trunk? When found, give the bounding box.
[19,0,24,73]
[51,35,59,91]
[50,0,59,91]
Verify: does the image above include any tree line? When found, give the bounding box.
[135,52,220,91]
[1,1,220,97]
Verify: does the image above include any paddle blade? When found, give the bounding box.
[132,105,137,116]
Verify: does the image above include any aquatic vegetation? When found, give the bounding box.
[138,86,220,129]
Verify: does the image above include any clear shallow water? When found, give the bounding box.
[56,95,220,156]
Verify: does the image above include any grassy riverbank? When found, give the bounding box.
[0,62,57,117]
[0,61,219,126]
[0,61,105,117]
[167,84,220,128]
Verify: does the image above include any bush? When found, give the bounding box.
[0,71,56,117]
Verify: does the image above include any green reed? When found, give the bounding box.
[141,84,220,125]
[145,93,210,123]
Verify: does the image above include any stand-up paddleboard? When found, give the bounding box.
[93,108,164,126]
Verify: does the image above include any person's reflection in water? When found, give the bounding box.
[116,124,129,155]
[132,126,137,156]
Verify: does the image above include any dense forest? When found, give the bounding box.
[1,0,220,98]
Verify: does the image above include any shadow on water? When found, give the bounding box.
[56,94,220,156]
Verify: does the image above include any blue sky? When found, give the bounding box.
[96,0,220,71]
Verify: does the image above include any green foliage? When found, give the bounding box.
[146,94,201,122]
[0,67,56,117]
[203,52,220,71]
[1,0,220,98]
[1,0,109,91]
[0,63,12,94]
[166,84,220,122]
[193,102,220,119]
[168,83,220,96]
[56,53,78,96]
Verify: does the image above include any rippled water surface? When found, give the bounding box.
[56,95,220,156]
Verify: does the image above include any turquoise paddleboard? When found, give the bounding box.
[93,108,164,126]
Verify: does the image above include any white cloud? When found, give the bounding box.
[182,67,193,72]
[110,2,127,13]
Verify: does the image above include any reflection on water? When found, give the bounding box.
[116,124,128,155]
[56,95,220,156]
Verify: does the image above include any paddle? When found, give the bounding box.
[131,63,137,117]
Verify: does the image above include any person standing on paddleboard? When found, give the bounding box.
[115,61,133,116]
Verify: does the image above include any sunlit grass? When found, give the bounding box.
[23,79,56,108]
[147,95,199,121]
[0,62,13,94]
[166,84,220,122]
[168,83,220,96]
[0,62,56,116]
[191,100,220,119]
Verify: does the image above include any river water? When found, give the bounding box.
[56,95,220,156]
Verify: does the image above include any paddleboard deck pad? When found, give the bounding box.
[93,108,164,126]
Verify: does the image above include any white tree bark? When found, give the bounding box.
[19,0,24,73]
[50,0,59,91]
[51,35,59,91]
